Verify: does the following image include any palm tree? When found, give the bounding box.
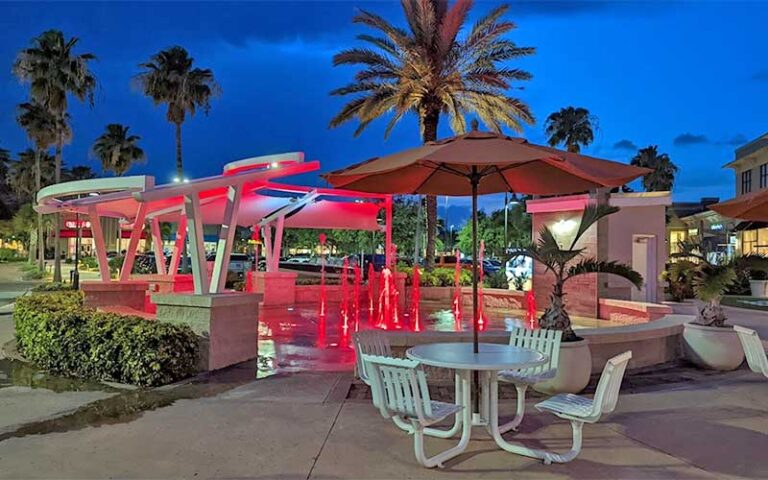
[92,124,145,176]
[64,165,97,181]
[329,0,534,269]
[16,102,57,270]
[135,46,220,179]
[13,29,97,281]
[544,107,596,153]
[630,145,677,191]
[515,205,642,341]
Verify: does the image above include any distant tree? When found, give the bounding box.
[7,149,55,202]
[135,46,220,179]
[64,165,97,181]
[544,107,596,153]
[329,1,534,269]
[92,123,145,176]
[457,204,530,260]
[630,145,678,191]
[13,29,96,280]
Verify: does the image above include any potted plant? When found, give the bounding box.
[749,269,768,297]
[675,240,744,370]
[515,205,643,393]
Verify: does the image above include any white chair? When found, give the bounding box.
[497,327,562,433]
[734,325,768,378]
[362,354,464,468]
[533,351,632,464]
[353,330,463,438]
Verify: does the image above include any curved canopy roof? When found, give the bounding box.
[36,152,388,231]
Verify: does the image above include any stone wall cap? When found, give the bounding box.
[152,292,263,308]
[81,281,150,291]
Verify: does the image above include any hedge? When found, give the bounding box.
[14,291,199,387]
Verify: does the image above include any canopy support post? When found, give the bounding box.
[89,207,111,282]
[169,215,187,276]
[210,184,242,293]
[271,215,285,272]
[120,204,147,282]
[385,196,393,268]
[184,194,209,294]
[150,218,166,275]
[263,224,273,273]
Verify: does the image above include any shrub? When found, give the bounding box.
[400,266,471,287]
[0,248,22,262]
[80,256,98,270]
[31,282,73,292]
[21,267,45,280]
[484,270,510,289]
[663,260,696,301]
[750,269,768,281]
[14,291,199,387]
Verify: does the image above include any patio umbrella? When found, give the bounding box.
[709,189,768,221]
[324,129,649,354]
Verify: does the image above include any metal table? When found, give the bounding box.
[406,342,548,465]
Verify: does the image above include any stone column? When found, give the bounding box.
[252,271,297,306]
[153,292,262,371]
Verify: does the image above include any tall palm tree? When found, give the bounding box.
[92,124,145,176]
[135,46,220,180]
[16,102,57,270]
[544,107,596,153]
[630,145,677,191]
[13,29,97,281]
[64,165,97,181]
[8,149,55,269]
[329,0,534,269]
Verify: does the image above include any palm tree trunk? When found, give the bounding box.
[35,149,44,271]
[53,137,62,283]
[175,121,189,273]
[175,122,183,179]
[421,108,440,270]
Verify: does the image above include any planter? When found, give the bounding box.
[533,338,592,394]
[749,280,768,297]
[683,322,744,371]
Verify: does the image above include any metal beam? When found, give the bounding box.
[169,215,187,276]
[263,224,273,273]
[183,194,209,294]
[88,207,111,282]
[257,190,318,228]
[150,217,166,275]
[120,204,148,281]
[385,196,393,268]
[271,216,285,272]
[210,185,242,293]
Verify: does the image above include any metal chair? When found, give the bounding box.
[353,330,463,438]
[734,325,768,378]
[362,354,465,468]
[533,351,632,464]
[497,327,562,432]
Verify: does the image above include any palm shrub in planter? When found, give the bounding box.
[748,269,768,297]
[674,240,744,370]
[514,205,643,393]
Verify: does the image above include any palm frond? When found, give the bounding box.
[567,258,643,289]
[570,204,619,250]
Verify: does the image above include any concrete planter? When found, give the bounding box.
[749,280,768,297]
[683,322,744,371]
[534,338,591,394]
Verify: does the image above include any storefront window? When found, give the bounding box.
[669,230,687,254]
[740,228,768,255]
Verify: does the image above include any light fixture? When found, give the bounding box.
[552,218,578,236]
[172,176,181,183]
[183,178,190,184]
[271,162,280,169]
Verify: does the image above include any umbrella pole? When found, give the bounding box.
[471,167,480,416]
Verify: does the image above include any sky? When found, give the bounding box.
[0,1,766,225]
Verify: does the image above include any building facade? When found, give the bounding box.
[724,133,768,256]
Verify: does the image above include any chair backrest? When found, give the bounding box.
[734,325,768,374]
[353,330,392,385]
[590,351,632,420]
[508,327,562,374]
[361,354,432,422]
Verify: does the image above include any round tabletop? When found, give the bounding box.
[406,342,548,371]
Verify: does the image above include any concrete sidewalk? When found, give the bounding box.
[0,365,765,479]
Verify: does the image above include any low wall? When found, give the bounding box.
[81,281,150,312]
[383,314,692,383]
[598,298,673,324]
[296,285,370,304]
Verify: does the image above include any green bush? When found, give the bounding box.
[14,291,199,387]
[80,256,98,270]
[400,266,471,287]
[484,270,510,289]
[0,248,22,262]
[31,282,73,292]
[21,267,45,280]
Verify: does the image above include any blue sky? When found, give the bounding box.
[0,1,766,221]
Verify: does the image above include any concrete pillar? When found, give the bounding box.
[253,271,297,306]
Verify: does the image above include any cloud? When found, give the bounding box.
[719,134,748,146]
[673,133,709,146]
[612,139,638,151]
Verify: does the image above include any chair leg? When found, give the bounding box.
[497,384,528,434]
[392,373,463,438]
[542,421,584,465]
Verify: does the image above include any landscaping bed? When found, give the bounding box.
[14,290,199,387]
